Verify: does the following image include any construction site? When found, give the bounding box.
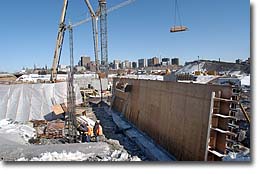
[0,0,251,162]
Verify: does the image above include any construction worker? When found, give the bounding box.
[77,122,88,143]
[86,123,93,142]
[93,120,103,142]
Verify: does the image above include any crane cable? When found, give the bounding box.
[174,0,183,28]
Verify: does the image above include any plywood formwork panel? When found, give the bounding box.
[112,78,232,161]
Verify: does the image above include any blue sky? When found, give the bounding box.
[0,0,250,72]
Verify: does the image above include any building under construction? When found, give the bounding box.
[0,0,250,162]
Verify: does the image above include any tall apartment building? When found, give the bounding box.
[124,60,131,69]
[113,60,121,70]
[80,56,91,68]
[138,58,147,68]
[132,62,137,69]
[171,58,179,66]
[161,58,170,66]
[148,57,160,67]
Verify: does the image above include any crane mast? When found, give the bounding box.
[50,0,68,82]
[51,0,136,82]
[99,0,108,74]
[84,0,101,73]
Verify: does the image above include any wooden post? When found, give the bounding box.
[204,92,215,161]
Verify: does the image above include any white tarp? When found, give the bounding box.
[0,82,82,121]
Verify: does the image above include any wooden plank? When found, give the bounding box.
[213,113,236,120]
[214,97,238,103]
[211,127,237,136]
[239,103,250,123]
[208,149,226,158]
[204,92,215,161]
[170,26,188,32]
[52,104,65,115]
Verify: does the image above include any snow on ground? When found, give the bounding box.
[16,149,142,162]
[240,75,250,86]
[222,152,250,161]
[16,151,96,161]
[176,62,206,74]
[0,118,36,144]
[194,75,219,84]
[229,71,242,76]
[123,74,164,81]
[0,118,142,161]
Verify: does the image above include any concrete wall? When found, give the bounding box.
[112,78,232,161]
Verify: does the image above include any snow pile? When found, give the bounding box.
[0,118,36,144]
[240,75,250,86]
[16,149,141,161]
[194,75,218,84]
[176,62,206,74]
[123,74,164,81]
[17,151,94,161]
[222,152,251,161]
[229,71,243,77]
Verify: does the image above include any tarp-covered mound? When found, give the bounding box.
[0,82,82,121]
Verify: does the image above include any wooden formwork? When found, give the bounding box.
[112,78,232,161]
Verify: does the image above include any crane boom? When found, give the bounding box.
[71,0,136,28]
[84,0,96,17]
[50,0,136,82]
[84,0,100,73]
[50,0,68,82]
[107,0,136,13]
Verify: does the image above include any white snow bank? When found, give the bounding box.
[176,62,206,74]
[0,118,36,144]
[194,75,218,84]
[222,152,250,161]
[16,151,94,161]
[240,75,250,86]
[122,74,164,81]
[229,71,242,76]
[0,118,12,127]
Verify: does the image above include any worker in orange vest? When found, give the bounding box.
[86,123,93,142]
[93,120,103,142]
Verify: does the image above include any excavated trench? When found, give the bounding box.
[89,101,150,161]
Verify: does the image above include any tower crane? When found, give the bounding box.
[50,0,68,82]
[84,0,100,73]
[50,0,136,82]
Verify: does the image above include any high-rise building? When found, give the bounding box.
[148,57,160,67]
[113,60,121,70]
[138,58,147,68]
[132,62,137,69]
[89,61,97,72]
[171,58,179,66]
[80,56,91,68]
[161,58,170,66]
[124,60,131,69]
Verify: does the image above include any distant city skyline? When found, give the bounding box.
[0,0,250,72]
[9,55,250,73]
